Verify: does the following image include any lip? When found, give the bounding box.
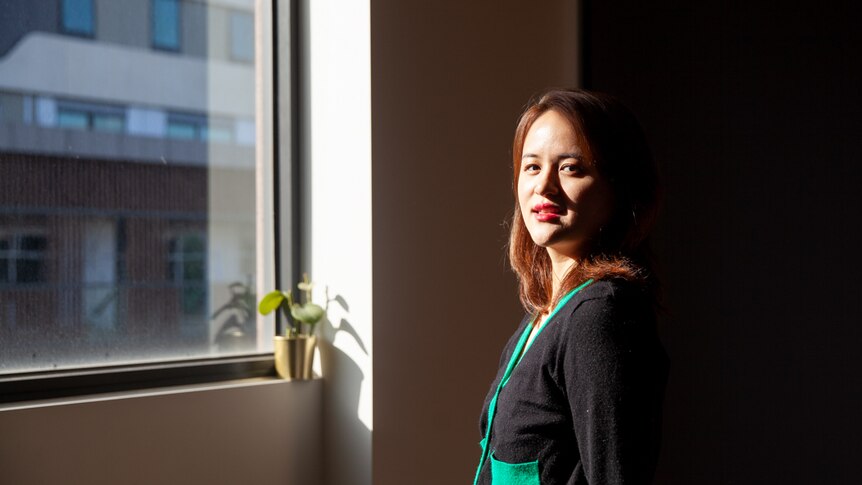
[532,202,564,222]
[535,212,561,222]
[532,202,563,214]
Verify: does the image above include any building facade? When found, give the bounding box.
[0,0,261,372]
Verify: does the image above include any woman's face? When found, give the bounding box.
[517,110,613,259]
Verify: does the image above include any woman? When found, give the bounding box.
[474,89,668,485]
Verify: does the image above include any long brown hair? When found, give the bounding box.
[508,89,661,315]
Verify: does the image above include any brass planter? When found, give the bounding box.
[273,335,317,380]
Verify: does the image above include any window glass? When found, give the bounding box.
[168,233,207,316]
[0,233,47,285]
[167,114,202,140]
[57,108,89,129]
[92,113,125,133]
[152,0,180,50]
[202,119,234,143]
[62,0,95,36]
[0,0,270,374]
[230,12,254,62]
[167,122,196,139]
[57,101,127,133]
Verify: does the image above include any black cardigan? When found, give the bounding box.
[476,280,668,484]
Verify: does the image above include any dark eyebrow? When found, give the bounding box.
[521,153,585,162]
[557,153,584,161]
[522,152,584,160]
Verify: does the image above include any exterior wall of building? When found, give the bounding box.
[0,0,60,57]
[96,0,150,50]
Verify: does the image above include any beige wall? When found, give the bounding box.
[370,1,580,483]
[0,379,322,485]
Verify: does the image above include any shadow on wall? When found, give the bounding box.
[318,293,372,485]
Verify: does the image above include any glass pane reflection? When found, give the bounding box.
[0,0,269,373]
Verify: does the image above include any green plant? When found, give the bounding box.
[258,273,325,337]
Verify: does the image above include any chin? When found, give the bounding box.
[530,232,584,257]
[530,235,562,250]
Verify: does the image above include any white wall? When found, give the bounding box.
[302,0,373,484]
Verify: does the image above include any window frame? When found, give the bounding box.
[0,0,300,404]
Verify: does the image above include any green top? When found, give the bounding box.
[473,279,594,485]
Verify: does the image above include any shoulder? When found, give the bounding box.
[578,278,646,300]
[557,279,656,349]
[551,279,666,393]
[566,278,652,318]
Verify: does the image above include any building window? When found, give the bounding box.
[167,113,234,143]
[201,118,234,143]
[57,107,89,130]
[167,233,207,316]
[230,11,254,62]
[152,0,181,51]
[57,101,126,134]
[0,233,48,285]
[61,0,95,37]
[167,112,204,140]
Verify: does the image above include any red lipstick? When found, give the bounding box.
[532,202,563,222]
[535,212,561,222]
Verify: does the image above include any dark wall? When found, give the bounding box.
[584,2,862,483]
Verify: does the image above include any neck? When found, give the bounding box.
[546,248,580,304]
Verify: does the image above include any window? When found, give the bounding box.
[0,0,279,398]
[0,233,48,285]
[230,11,254,62]
[202,118,234,143]
[57,101,125,133]
[57,106,89,129]
[152,0,181,51]
[167,113,234,143]
[61,0,95,37]
[167,113,202,140]
[167,233,207,316]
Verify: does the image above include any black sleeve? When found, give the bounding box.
[560,292,667,484]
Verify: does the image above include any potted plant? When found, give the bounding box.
[258,273,325,380]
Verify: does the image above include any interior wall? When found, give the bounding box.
[302,0,374,484]
[0,380,322,485]
[370,1,581,483]
[583,2,862,483]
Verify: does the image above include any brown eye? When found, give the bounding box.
[560,164,583,175]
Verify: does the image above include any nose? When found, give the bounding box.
[535,167,559,196]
